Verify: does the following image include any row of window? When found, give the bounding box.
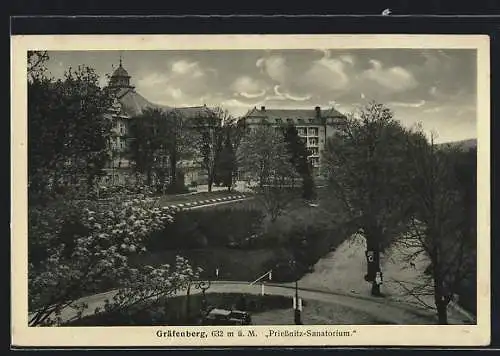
[308,148,319,156]
[110,136,128,150]
[309,157,320,167]
[297,127,319,136]
[275,118,318,125]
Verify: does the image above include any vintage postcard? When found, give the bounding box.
[11,34,490,347]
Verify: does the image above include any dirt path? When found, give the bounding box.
[298,233,475,324]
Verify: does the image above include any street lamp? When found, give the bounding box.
[290,259,302,325]
[194,280,212,314]
[185,278,212,324]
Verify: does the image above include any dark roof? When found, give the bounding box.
[116,89,214,118]
[243,106,345,120]
[111,64,130,78]
[116,89,168,117]
[172,105,214,118]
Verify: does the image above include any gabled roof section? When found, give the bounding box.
[243,106,345,119]
[116,89,170,117]
[170,105,214,119]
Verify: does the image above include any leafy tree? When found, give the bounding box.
[191,107,229,192]
[28,197,201,326]
[27,50,49,81]
[282,123,316,200]
[28,65,115,202]
[393,132,477,324]
[128,108,166,186]
[217,130,237,191]
[128,108,191,192]
[322,101,415,296]
[237,125,296,222]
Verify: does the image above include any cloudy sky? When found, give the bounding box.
[45,49,477,143]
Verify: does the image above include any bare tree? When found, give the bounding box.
[322,102,415,296]
[237,125,296,222]
[192,107,233,192]
[392,131,477,324]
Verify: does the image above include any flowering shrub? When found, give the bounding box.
[28,196,200,326]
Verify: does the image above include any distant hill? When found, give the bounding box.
[437,138,477,151]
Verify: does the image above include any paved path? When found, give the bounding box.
[299,233,476,324]
[37,280,460,326]
[160,193,252,211]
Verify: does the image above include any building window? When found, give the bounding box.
[286,118,293,124]
[309,157,320,167]
[309,119,314,124]
[276,118,283,124]
[309,137,319,146]
[308,127,319,136]
[297,119,304,124]
[298,128,307,136]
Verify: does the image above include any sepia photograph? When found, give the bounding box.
[11,34,490,347]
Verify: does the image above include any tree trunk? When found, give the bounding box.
[365,225,383,296]
[170,152,177,187]
[185,283,191,321]
[436,300,448,325]
[207,173,213,192]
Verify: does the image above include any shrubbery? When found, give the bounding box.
[146,208,265,251]
[66,293,295,326]
[28,196,200,326]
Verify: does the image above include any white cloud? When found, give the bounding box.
[166,87,183,100]
[135,59,217,105]
[361,59,417,93]
[231,76,267,98]
[389,100,426,108]
[302,52,351,91]
[340,55,355,65]
[171,60,203,76]
[274,85,311,101]
[256,55,287,83]
[423,106,443,114]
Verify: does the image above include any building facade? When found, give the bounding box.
[100,60,212,187]
[239,106,347,175]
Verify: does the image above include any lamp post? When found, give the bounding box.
[194,280,211,314]
[185,278,212,323]
[290,259,302,325]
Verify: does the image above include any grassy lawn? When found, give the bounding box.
[252,300,396,325]
[66,293,294,326]
[139,186,350,281]
[132,248,293,281]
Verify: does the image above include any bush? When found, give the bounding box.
[147,208,265,251]
[65,293,295,326]
[28,197,200,326]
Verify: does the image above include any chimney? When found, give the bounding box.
[261,106,266,112]
[315,106,321,118]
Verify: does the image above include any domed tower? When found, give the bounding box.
[109,56,134,89]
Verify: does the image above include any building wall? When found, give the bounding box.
[240,107,344,176]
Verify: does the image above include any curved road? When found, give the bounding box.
[46,280,449,326]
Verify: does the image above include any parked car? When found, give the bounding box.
[202,308,252,325]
